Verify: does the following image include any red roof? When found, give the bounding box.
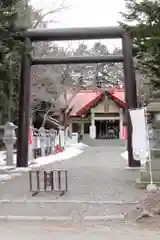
[68,88,126,117]
[109,88,126,108]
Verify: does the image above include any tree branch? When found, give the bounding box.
[33,1,69,28]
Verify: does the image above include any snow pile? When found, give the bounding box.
[0,174,12,181]
[0,143,87,181]
[121,150,147,165]
[121,151,128,161]
[7,142,87,173]
[0,151,16,166]
[32,144,84,167]
[68,142,88,150]
[0,151,5,164]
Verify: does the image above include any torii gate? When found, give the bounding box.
[16,26,140,168]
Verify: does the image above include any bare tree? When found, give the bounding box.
[31,33,124,128]
[29,0,73,126]
[32,0,69,28]
[31,41,79,127]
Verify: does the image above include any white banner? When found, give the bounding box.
[129,108,148,163]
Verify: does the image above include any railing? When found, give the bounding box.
[0,122,73,167]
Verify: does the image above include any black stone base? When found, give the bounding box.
[129,159,141,167]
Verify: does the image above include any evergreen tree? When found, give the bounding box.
[0,0,26,123]
[120,0,160,98]
[90,42,123,88]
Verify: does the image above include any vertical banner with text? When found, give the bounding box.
[129,108,148,163]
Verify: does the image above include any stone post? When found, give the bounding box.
[48,130,52,154]
[3,122,17,166]
[59,127,65,148]
[64,127,70,147]
[50,129,55,154]
[39,127,46,157]
[46,130,50,155]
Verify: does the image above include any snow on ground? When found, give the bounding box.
[121,151,128,161]
[0,151,16,166]
[121,150,146,168]
[0,143,88,179]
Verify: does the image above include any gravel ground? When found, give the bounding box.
[0,141,146,222]
[1,221,160,240]
[0,139,160,230]
[126,191,160,229]
[0,144,144,202]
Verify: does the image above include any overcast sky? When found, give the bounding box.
[30,0,126,51]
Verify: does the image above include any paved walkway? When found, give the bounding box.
[0,140,145,219]
[1,222,160,240]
